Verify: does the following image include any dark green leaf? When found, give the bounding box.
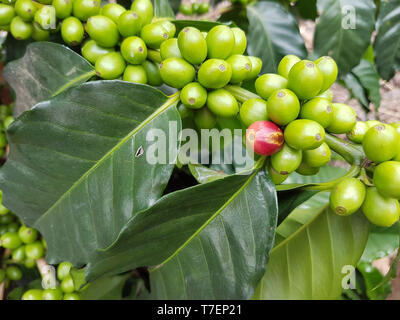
[188,163,228,184]
[81,274,130,300]
[296,0,318,20]
[153,0,175,18]
[357,261,392,300]
[352,59,381,109]
[341,72,369,109]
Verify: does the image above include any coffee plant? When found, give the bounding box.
[0,0,399,301]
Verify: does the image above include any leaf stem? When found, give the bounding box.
[224,85,260,103]
[324,134,365,166]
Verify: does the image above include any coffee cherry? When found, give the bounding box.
[141,22,170,49]
[267,165,289,185]
[300,98,333,128]
[37,0,53,4]
[64,292,81,300]
[0,232,22,249]
[121,36,147,65]
[101,3,125,24]
[22,289,43,300]
[160,38,182,60]
[198,2,210,14]
[296,161,320,176]
[245,56,262,80]
[142,60,163,86]
[86,15,119,48]
[271,143,302,175]
[10,16,33,40]
[81,39,115,64]
[0,269,5,283]
[347,121,369,143]
[277,54,301,79]
[159,57,195,88]
[284,119,325,150]
[18,225,38,244]
[52,0,72,19]
[0,225,8,236]
[288,60,323,100]
[123,65,147,84]
[0,212,13,224]
[226,55,251,84]
[365,120,381,129]
[177,103,194,119]
[192,2,200,13]
[15,0,36,22]
[6,265,22,281]
[317,88,333,101]
[231,27,247,55]
[0,132,6,148]
[239,98,268,127]
[57,261,73,280]
[157,20,176,39]
[130,0,153,27]
[303,142,331,168]
[206,25,235,59]
[42,287,63,300]
[95,52,126,80]
[0,4,15,25]
[61,17,84,46]
[330,178,366,216]
[11,245,26,262]
[34,5,56,30]
[255,74,288,100]
[178,27,207,65]
[267,89,300,126]
[373,161,400,199]
[32,22,50,41]
[362,123,399,163]
[206,89,239,117]
[314,56,338,93]
[245,121,284,156]
[326,103,356,134]
[197,59,232,89]
[194,107,217,129]
[362,187,400,227]
[180,3,192,15]
[7,222,19,233]
[181,82,207,109]
[117,10,141,38]
[25,241,44,260]
[24,258,36,268]
[72,0,100,21]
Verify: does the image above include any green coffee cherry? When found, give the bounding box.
[255,74,288,100]
[288,60,323,100]
[159,57,195,88]
[226,54,251,84]
[245,56,262,80]
[177,103,194,119]
[130,0,153,27]
[194,107,217,129]
[142,60,163,86]
[0,212,13,223]
[141,22,170,49]
[22,289,43,300]
[198,2,210,14]
[300,97,333,128]
[61,17,84,46]
[118,10,141,38]
[18,225,38,243]
[271,143,302,175]
[181,82,207,109]
[206,89,239,117]
[206,25,235,59]
[10,16,33,40]
[57,261,73,280]
[42,288,63,300]
[314,56,338,93]
[157,20,176,39]
[81,39,115,64]
[330,178,366,216]
[346,121,369,143]
[0,4,15,25]
[231,27,247,55]
[14,0,36,22]
[25,241,44,260]
[86,15,119,48]
[52,0,72,19]
[365,120,381,129]
[60,276,75,293]
[302,142,331,168]
[24,258,36,268]
[72,0,100,21]
[34,5,56,30]
[64,293,81,300]
[121,36,147,65]
[362,123,399,163]
[373,161,400,199]
[0,225,7,236]
[11,245,26,262]
[362,187,400,227]
[192,2,200,13]
[3,116,14,130]
[317,89,333,101]
[101,3,126,24]
[95,52,126,80]
[284,119,325,150]
[239,98,268,127]
[267,89,300,126]
[6,265,23,281]
[7,222,19,233]
[326,103,357,134]
[0,232,22,249]
[123,65,147,84]
[178,27,207,65]
[160,38,182,60]
[0,132,6,148]
[277,54,301,79]
[180,3,192,15]
[295,161,320,176]
[32,22,50,41]
[198,59,232,89]
[268,165,289,185]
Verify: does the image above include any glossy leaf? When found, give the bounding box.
[358,261,392,300]
[254,192,370,299]
[314,0,376,75]
[4,42,95,116]
[352,59,381,109]
[0,81,181,267]
[153,0,175,18]
[81,274,130,300]
[374,0,400,80]
[188,163,228,184]
[341,73,369,109]
[246,1,307,74]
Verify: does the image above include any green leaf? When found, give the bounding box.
[254,192,370,299]
[374,0,400,80]
[296,0,318,20]
[127,169,278,299]
[3,35,33,63]
[153,0,175,18]
[246,1,307,73]
[357,261,392,300]
[352,59,381,109]
[314,0,376,75]
[188,163,228,184]
[341,72,369,109]
[172,20,225,33]
[4,42,95,116]
[81,274,130,300]
[0,81,181,268]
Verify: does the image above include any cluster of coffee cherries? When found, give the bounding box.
[179,1,210,16]
[0,103,14,160]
